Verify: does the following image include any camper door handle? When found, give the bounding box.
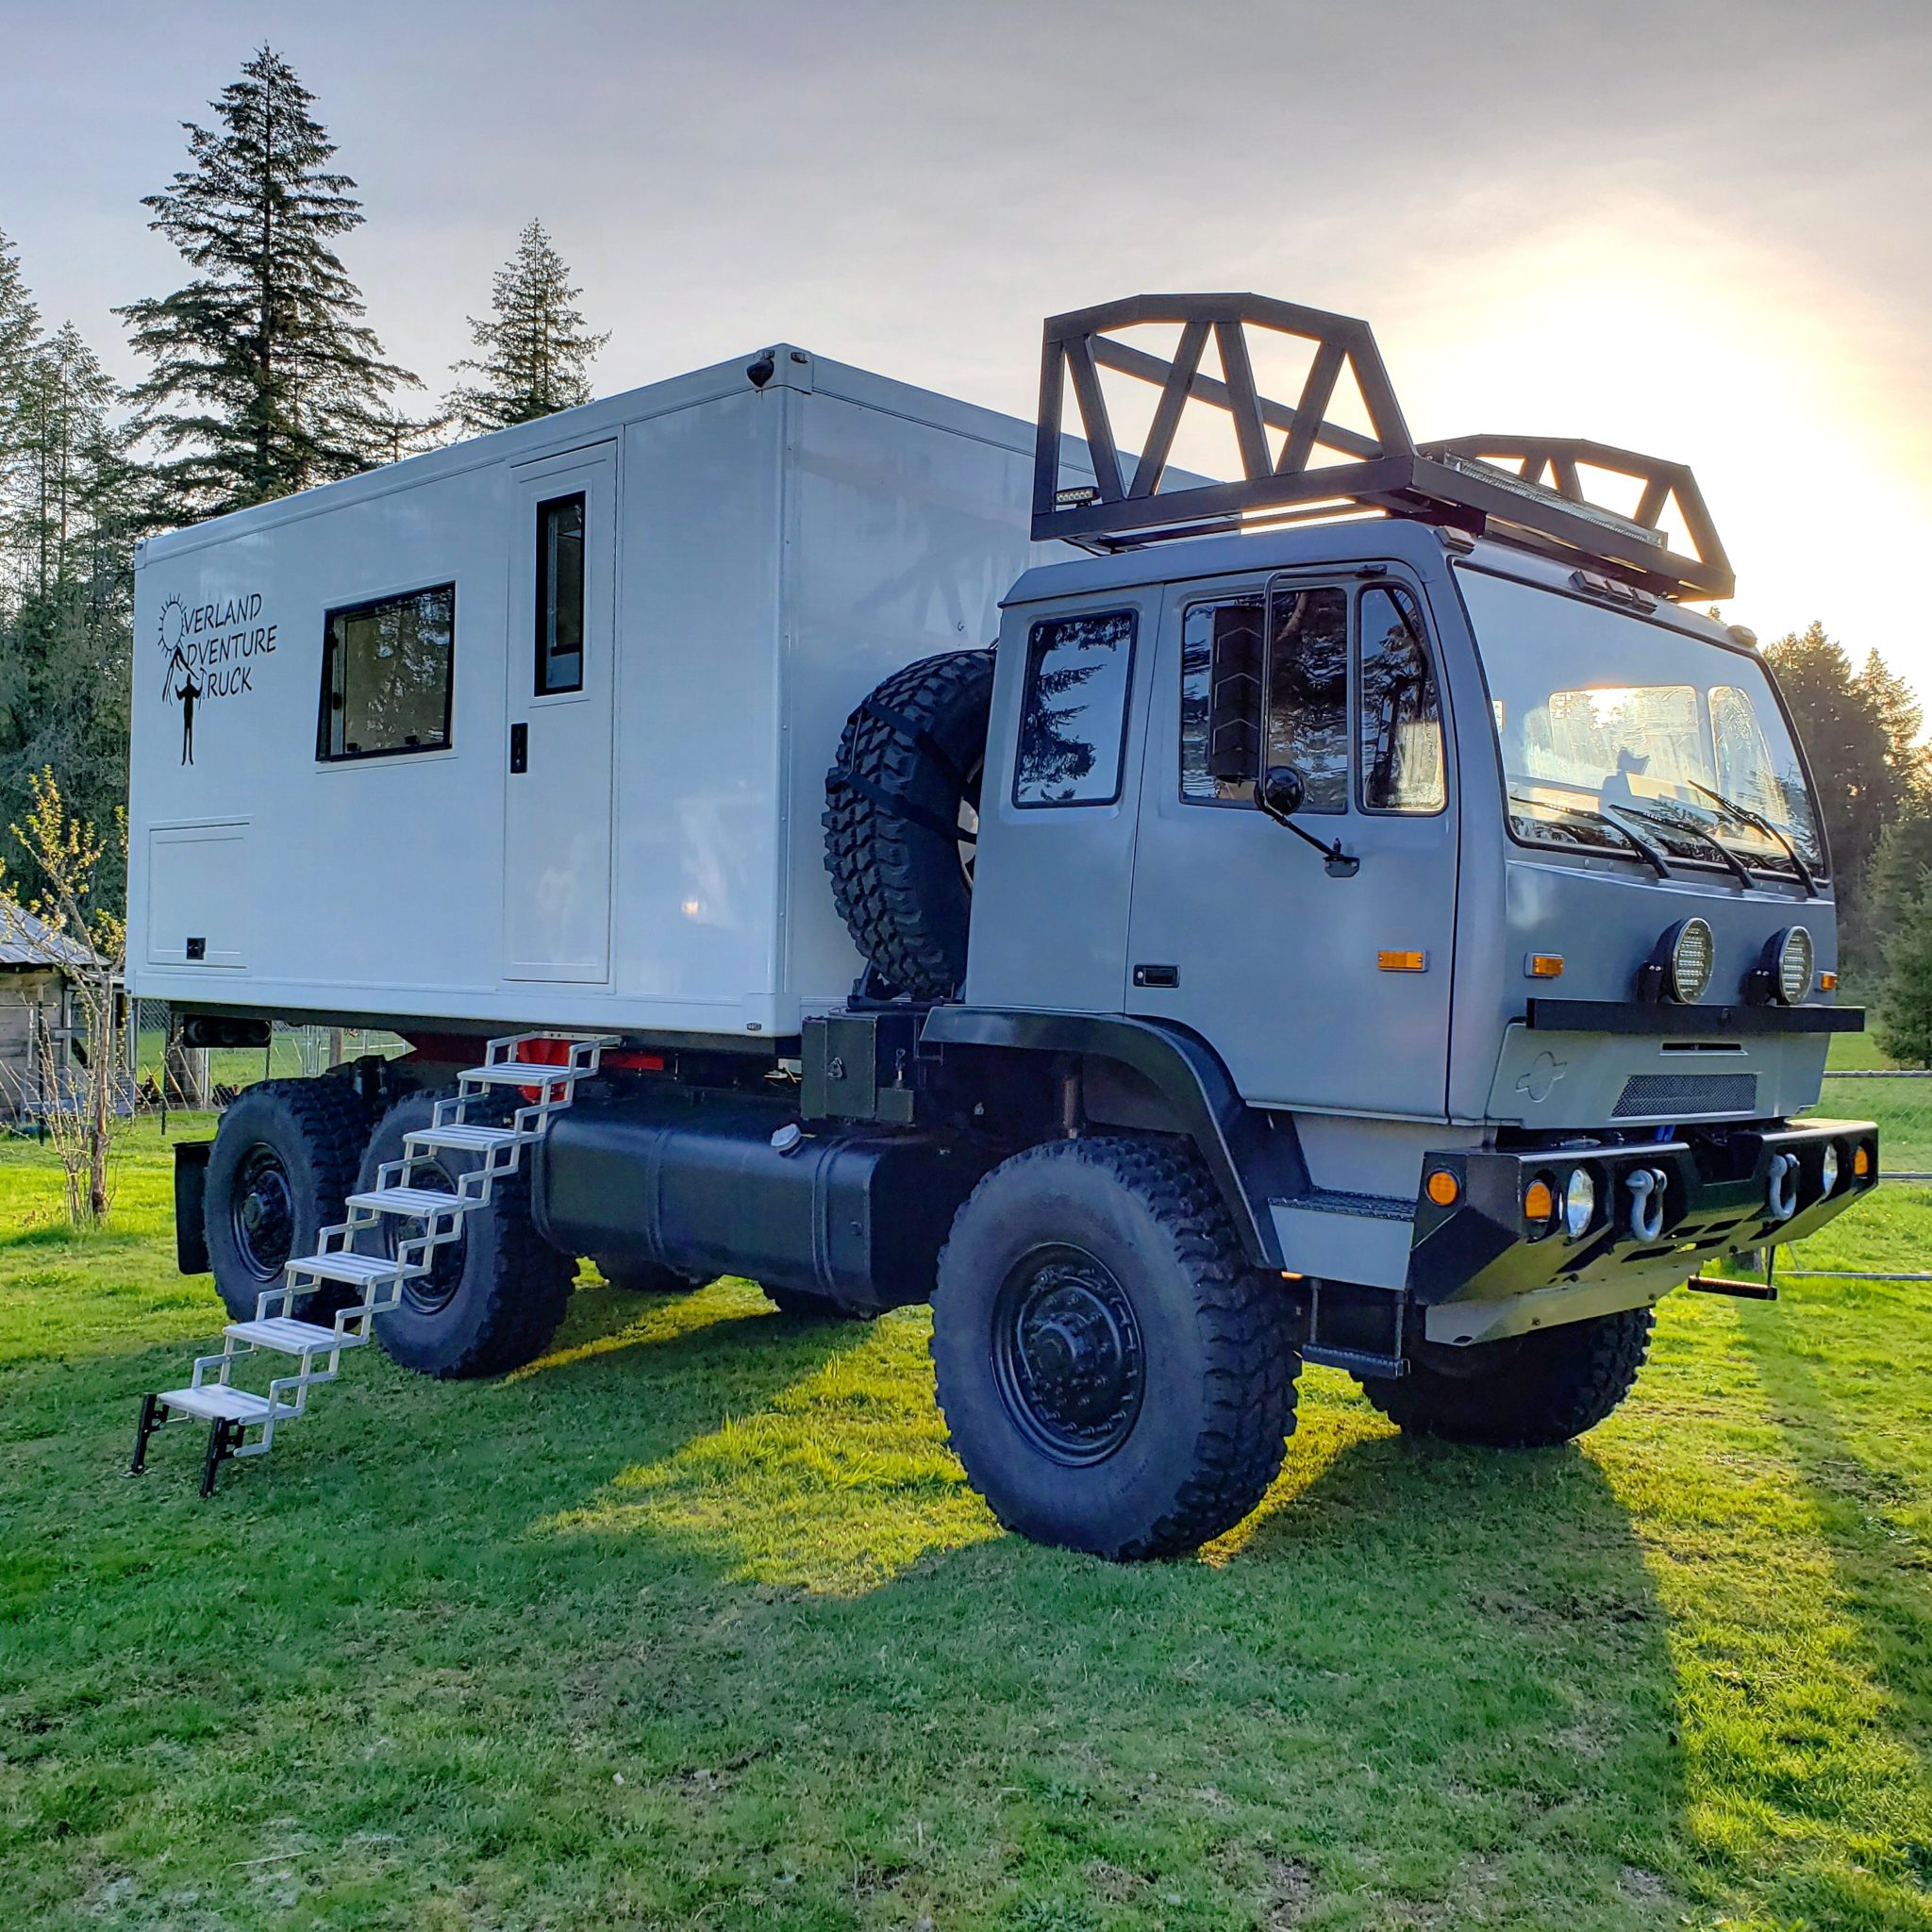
[508,722,527,774]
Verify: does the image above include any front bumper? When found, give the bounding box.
[1407,1118,1879,1309]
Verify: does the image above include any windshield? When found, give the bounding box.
[1457,568,1827,880]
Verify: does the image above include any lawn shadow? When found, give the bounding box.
[550,1411,1693,1924]
[1730,1297,1932,1865]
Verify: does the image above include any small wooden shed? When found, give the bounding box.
[0,899,96,1124]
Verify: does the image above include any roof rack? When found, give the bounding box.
[1032,293,1734,600]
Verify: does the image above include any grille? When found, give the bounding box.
[1612,1073,1757,1119]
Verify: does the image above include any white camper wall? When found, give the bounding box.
[128,347,1060,1041]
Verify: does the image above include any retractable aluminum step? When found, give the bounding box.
[132,1033,613,1492]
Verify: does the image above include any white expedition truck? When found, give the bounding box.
[128,294,1877,1555]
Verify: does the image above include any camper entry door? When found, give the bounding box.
[503,441,618,983]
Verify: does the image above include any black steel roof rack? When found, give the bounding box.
[1032,293,1734,600]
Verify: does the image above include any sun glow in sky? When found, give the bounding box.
[5,0,1928,690]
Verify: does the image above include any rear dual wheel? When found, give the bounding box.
[355,1090,574,1378]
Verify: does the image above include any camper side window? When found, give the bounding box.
[535,493,586,695]
[317,583,456,761]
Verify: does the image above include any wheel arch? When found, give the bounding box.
[921,1007,1303,1269]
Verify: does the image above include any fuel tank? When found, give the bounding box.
[531,1088,991,1312]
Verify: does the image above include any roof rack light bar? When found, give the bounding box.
[1033,293,1734,600]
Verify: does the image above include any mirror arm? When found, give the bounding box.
[1271,811,1360,877]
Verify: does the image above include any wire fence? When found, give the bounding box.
[1764,1067,1932,1283]
[124,999,405,1120]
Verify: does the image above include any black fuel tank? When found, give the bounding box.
[531,1089,991,1312]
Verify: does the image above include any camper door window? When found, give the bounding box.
[535,494,586,696]
[317,583,456,761]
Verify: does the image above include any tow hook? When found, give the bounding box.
[1625,1167,1668,1241]
[1767,1150,1800,1222]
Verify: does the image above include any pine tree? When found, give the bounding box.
[448,219,608,436]
[116,45,415,521]
[1765,621,1904,956]
[0,227,43,594]
[0,318,141,911]
[1877,877,1932,1068]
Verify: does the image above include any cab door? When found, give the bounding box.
[503,441,617,982]
[1124,566,1457,1116]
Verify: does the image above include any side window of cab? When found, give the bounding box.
[1013,608,1138,806]
[1179,585,1349,808]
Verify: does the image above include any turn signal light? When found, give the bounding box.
[1854,1144,1872,1178]
[1525,954,1565,979]
[1524,1178,1556,1224]
[1425,1170,1459,1207]
[1378,949,1427,973]
[1820,971,1839,992]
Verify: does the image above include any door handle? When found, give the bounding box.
[509,722,527,774]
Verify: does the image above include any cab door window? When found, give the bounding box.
[1180,585,1349,809]
[1357,584,1444,812]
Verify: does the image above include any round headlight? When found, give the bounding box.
[1667,917,1715,1003]
[1821,1142,1840,1196]
[1776,925,1815,1006]
[1562,1166,1595,1240]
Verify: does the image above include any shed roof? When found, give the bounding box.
[0,898,97,970]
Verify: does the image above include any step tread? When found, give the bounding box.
[225,1317,366,1355]
[158,1385,276,1424]
[285,1250,406,1285]
[408,1124,523,1152]
[349,1186,469,1217]
[461,1062,584,1087]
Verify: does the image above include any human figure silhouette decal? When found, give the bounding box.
[162,642,202,765]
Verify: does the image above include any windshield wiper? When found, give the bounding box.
[1510,789,1673,878]
[1612,800,1756,888]
[1688,781,1818,896]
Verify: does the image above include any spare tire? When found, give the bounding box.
[824,649,993,999]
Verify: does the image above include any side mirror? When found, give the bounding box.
[1257,764,1307,824]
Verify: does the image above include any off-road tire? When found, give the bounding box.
[824,648,993,999]
[595,1257,704,1294]
[761,1283,876,1322]
[930,1135,1299,1559]
[1357,1307,1656,1446]
[355,1090,575,1378]
[203,1076,370,1323]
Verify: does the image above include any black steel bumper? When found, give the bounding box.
[1407,1118,1879,1305]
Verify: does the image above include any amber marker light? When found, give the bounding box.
[1425,1170,1459,1207]
[1524,1178,1556,1224]
[1526,954,1564,979]
[1854,1144,1872,1178]
[1820,971,1839,992]
[1378,949,1427,972]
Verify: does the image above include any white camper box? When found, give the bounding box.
[128,348,1067,1041]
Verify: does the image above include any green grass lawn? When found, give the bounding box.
[5,1091,1932,1929]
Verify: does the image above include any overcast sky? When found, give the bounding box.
[6,0,1930,688]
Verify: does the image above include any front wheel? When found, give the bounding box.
[1357,1307,1656,1446]
[930,1136,1299,1560]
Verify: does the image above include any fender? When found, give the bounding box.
[921,1007,1304,1267]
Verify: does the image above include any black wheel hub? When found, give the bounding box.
[230,1143,295,1280]
[992,1246,1144,1465]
